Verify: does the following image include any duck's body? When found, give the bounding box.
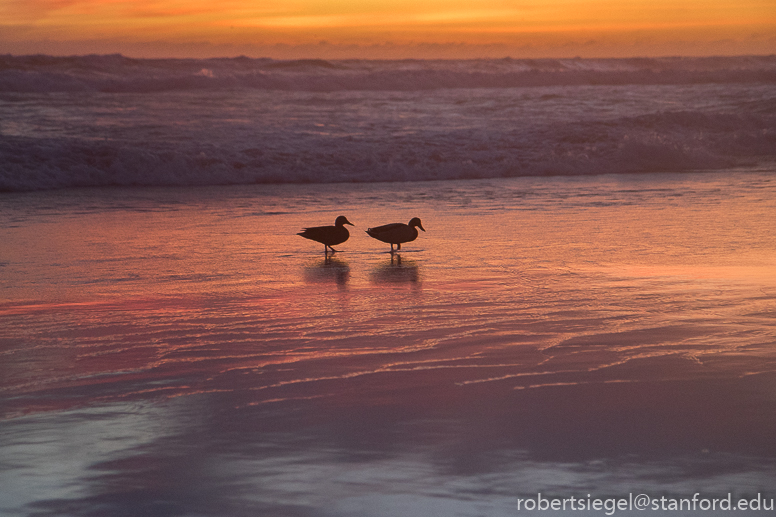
[366,217,425,252]
[298,216,354,253]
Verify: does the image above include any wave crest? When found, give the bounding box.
[1,55,775,93]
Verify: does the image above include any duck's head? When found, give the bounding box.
[409,217,425,232]
[335,216,354,227]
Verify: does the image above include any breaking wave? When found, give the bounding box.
[1,54,775,191]
[1,54,775,93]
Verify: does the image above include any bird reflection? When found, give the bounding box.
[370,254,421,285]
[304,256,350,288]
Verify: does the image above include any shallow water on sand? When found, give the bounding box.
[1,171,776,516]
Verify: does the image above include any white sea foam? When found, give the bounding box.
[0,55,774,191]
[2,54,775,93]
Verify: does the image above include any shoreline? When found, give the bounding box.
[1,170,775,516]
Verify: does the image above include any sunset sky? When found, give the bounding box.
[1,0,774,59]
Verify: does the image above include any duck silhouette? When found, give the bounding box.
[366,217,425,252]
[298,216,354,253]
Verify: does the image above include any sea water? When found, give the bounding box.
[1,56,776,517]
[1,55,775,191]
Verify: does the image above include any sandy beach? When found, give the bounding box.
[1,171,775,515]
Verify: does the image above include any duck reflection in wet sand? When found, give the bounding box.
[370,255,421,285]
[298,215,354,254]
[366,217,425,253]
[304,256,350,287]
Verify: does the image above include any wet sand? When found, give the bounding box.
[1,172,775,516]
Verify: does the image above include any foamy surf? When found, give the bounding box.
[1,55,775,192]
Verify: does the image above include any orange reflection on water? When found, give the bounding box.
[2,174,776,424]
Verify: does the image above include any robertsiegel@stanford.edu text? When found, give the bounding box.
[516,493,774,514]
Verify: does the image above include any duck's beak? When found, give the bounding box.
[419,224,425,232]
[345,219,354,226]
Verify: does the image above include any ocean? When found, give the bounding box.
[1,55,775,191]
[1,55,775,516]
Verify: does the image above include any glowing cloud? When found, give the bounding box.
[0,0,774,57]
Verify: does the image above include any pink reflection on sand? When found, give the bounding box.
[1,174,776,515]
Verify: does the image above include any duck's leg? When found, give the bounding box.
[397,243,401,251]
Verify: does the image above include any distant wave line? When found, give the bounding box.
[1,54,775,93]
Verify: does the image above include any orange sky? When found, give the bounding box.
[1,0,774,58]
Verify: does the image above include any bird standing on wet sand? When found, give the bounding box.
[366,217,425,252]
[298,216,354,253]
